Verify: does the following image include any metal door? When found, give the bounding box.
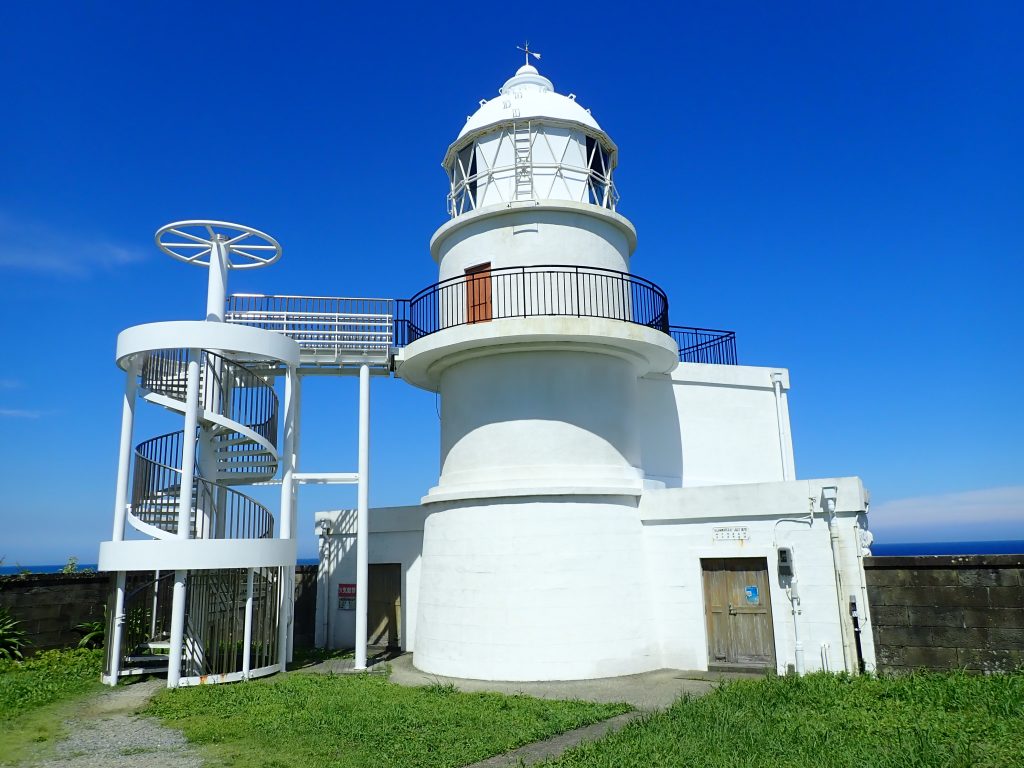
[465,263,492,324]
[367,563,402,649]
[702,557,776,669]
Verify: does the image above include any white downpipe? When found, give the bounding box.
[112,357,142,541]
[354,364,370,670]
[277,367,297,673]
[167,569,187,687]
[107,571,127,685]
[790,586,805,676]
[242,568,254,678]
[823,488,855,673]
[206,238,229,323]
[771,372,795,481]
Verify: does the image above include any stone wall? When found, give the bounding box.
[0,572,111,652]
[865,555,1024,673]
[0,566,320,654]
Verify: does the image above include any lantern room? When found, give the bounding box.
[443,64,619,216]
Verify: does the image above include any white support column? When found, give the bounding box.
[206,238,229,323]
[354,364,370,670]
[106,571,127,685]
[166,569,187,687]
[277,367,298,673]
[168,349,202,688]
[177,350,202,538]
[287,374,302,663]
[112,356,142,541]
[242,567,254,678]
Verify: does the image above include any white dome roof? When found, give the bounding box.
[455,65,603,142]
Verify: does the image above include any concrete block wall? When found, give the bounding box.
[1,566,320,654]
[865,555,1024,673]
[0,572,111,652]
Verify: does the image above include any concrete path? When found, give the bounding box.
[31,680,204,768]
[463,711,645,768]
[386,653,719,710]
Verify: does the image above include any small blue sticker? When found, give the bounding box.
[745,585,759,605]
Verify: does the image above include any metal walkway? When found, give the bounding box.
[225,294,405,371]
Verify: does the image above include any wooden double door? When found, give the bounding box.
[702,557,776,670]
[368,563,402,650]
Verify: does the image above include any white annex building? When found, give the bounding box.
[98,59,876,686]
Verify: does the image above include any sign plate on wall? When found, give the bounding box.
[713,526,750,541]
[338,583,356,611]
[745,585,760,605]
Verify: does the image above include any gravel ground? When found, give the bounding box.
[27,680,204,768]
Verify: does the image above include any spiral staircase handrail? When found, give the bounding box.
[130,430,274,540]
[141,349,279,448]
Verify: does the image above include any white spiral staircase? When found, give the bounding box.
[100,221,300,687]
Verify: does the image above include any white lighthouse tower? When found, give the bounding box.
[397,62,679,680]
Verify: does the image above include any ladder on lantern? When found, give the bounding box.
[513,121,534,201]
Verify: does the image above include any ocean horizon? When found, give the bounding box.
[2,544,1021,576]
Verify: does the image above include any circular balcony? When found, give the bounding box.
[406,264,670,341]
[396,265,678,391]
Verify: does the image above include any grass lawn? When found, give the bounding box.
[538,671,1024,768]
[0,648,105,765]
[145,671,630,768]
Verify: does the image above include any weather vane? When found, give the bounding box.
[517,42,541,67]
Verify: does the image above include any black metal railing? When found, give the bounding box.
[141,349,278,447]
[670,326,738,365]
[130,432,275,540]
[406,264,669,341]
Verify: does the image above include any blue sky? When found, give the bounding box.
[0,2,1021,563]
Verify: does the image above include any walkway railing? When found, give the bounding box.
[225,294,395,360]
[670,326,738,365]
[226,287,739,365]
[406,265,670,341]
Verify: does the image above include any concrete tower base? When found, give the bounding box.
[413,496,660,681]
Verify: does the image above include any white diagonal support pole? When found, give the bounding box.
[354,364,370,670]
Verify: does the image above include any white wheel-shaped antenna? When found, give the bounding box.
[155,220,282,269]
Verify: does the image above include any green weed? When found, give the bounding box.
[539,671,1024,768]
[146,671,629,768]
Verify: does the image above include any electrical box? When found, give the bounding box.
[777,547,794,577]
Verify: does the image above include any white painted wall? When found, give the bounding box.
[414,495,660,681]
[433,349,646,498]
[433,206,633,278]
[639,477,874,674]
[637,364,796,488]
[315,506,424,652]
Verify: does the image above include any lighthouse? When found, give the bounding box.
[99,56,878,685]
[397,62,680,680]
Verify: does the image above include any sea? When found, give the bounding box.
[0,557,321,576]
[2,545,1022,576]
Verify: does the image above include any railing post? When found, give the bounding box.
[575,266,581,317]
[242,567,254,678]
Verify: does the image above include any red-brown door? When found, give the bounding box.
[465,263,492,323]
